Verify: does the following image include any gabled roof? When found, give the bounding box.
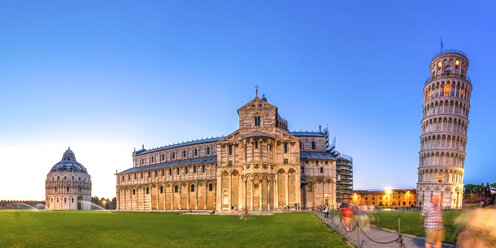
[246,131,274,139]
[237,96,277,114]
[136,137,223,155]
[118,156,217,174]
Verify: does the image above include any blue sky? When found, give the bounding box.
[0,1,495,200]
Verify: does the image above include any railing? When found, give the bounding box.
[431,49,468,61]
[340,154,353,162]
[425,73,471,85]
[315,211,406,248]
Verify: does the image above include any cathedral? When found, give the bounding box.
[116,92,352,212]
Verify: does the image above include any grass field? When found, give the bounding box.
[373,211,461,244]
[0,211,349,248]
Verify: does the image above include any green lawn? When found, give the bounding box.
[0,211,349,248]
[373,211,461,244]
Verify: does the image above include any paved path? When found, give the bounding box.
[314,212,456,248]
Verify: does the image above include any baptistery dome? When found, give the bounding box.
[50,148,88,173]
[45,147,92,210]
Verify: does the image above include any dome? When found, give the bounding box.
[49,147,88,173]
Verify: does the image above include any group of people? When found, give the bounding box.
[418,194,496,248]
[320,200,356,231]
[320,195,495,248]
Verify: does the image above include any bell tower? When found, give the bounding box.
[417,49,472,209]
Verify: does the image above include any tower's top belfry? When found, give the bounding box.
[429,49,469,83]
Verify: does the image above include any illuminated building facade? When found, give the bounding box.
[352,189,416,207]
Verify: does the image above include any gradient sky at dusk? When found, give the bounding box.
[1,1,495,200]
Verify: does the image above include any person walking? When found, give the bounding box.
[323,204,329,220]
[422,194,444,248]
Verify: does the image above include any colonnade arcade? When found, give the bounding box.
[217,168,300,211]
[417,184,463,209]
[117,180,216,211]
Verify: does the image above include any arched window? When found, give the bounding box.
[172,152,175,159]
[154,171,157,177]
[209,183,213,191]
[160,186,163,193]
[202,165,206,173]
[284,143,288,153]
[133,189,136,195]
[206,147,210,155]
[185,167,188,174]
[176,168,180,175]
[161,154,165,161]
[255,141,258,149]
[64,198,66,203]
[228,145,232,155]
[174,185,178,193]
[146,187,149,194]
[161,170,164,176]
[194,149,198,156]
[191,184,195,192]
[193,166,197,173]
[312,141,316,150]
[72,198,74,203]
[183,150,186,158]
[320,167,324,174]
[444,84,450,96]
[67,187,69,192]
[169,168,172,175]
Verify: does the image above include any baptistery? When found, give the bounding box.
[45,147,92,210]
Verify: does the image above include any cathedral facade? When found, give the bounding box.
[116,93,344,212]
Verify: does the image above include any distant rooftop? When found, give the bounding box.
[300,152,336,160]
[119,156,217,174]
[135,136,224,155]
[290,131,325,137]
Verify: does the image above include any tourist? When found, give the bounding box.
[323,204,329,220]
[243,208,248,221]
[455,206,496,248]
[422,195,444,248]
[340,200,353,231]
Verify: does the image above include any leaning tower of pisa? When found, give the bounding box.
[417,49,472,209]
